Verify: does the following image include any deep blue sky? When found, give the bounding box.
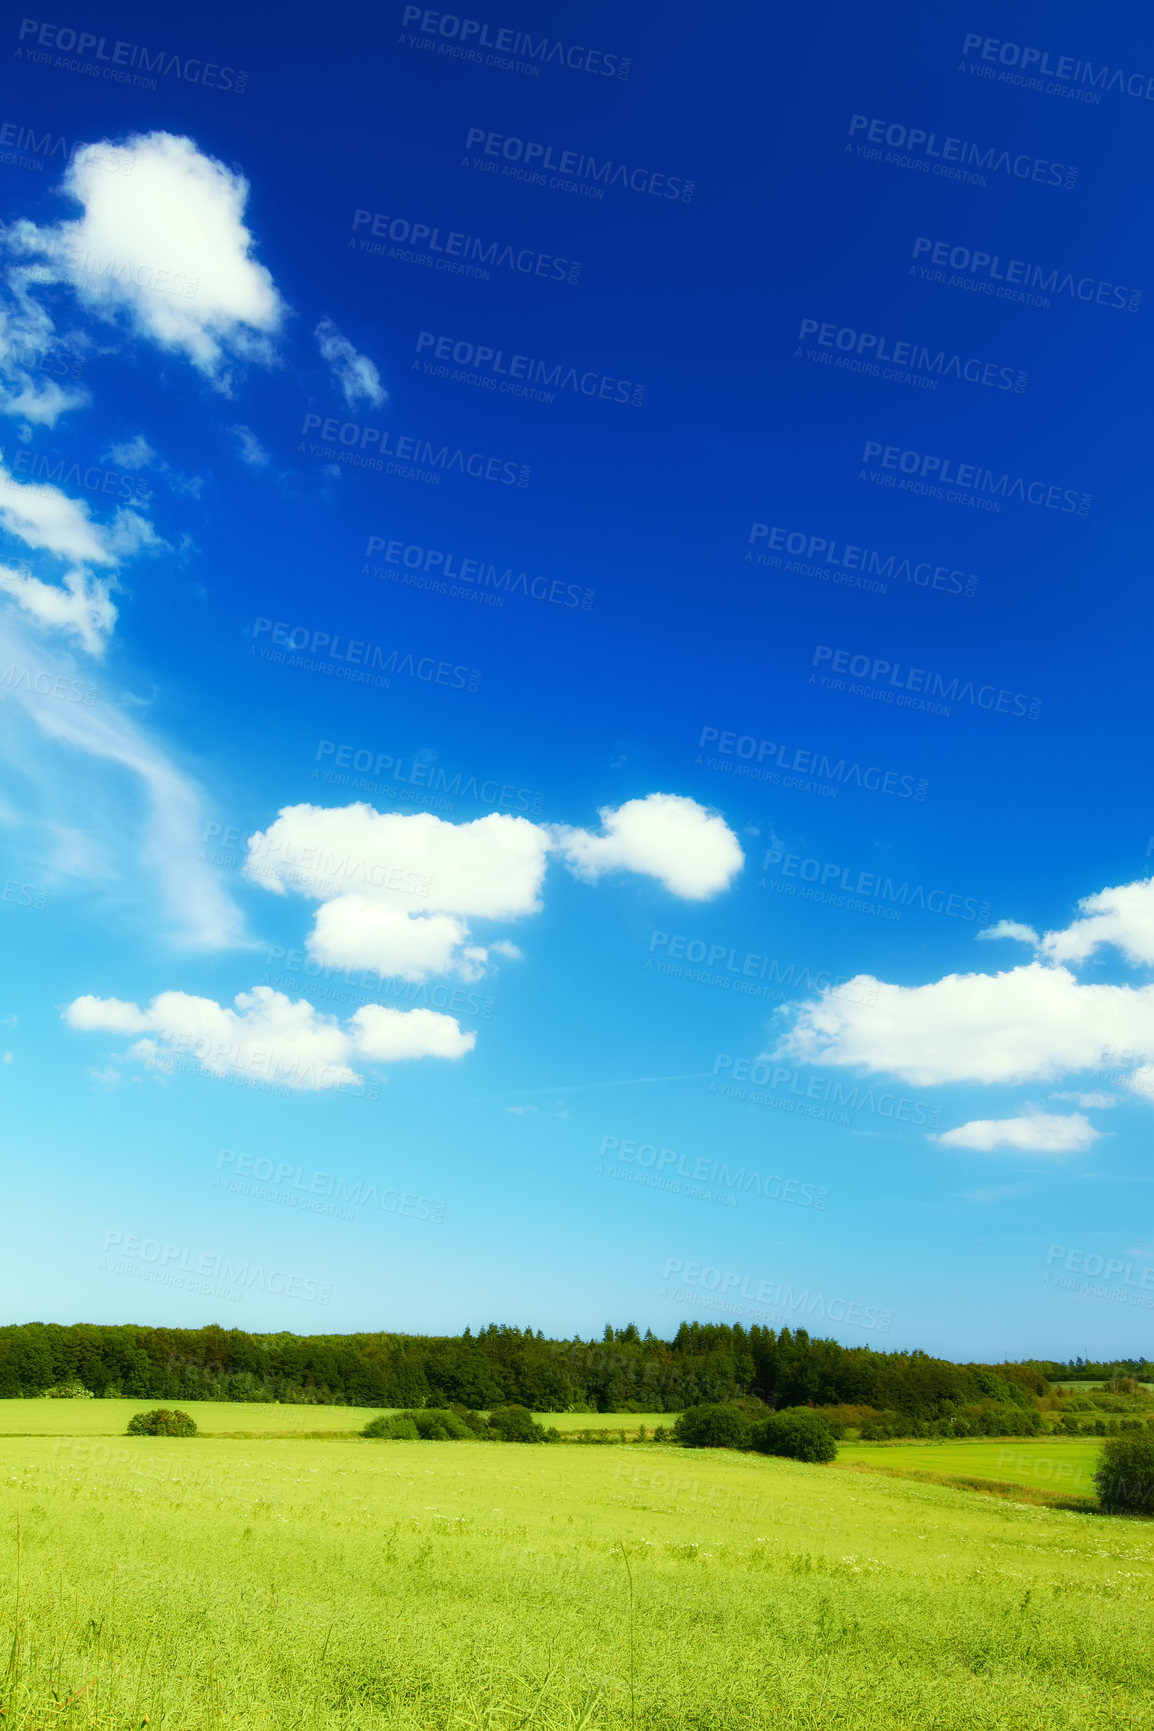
[3,0,1154,1361]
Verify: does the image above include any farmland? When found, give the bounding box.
[2,1403,1153,1729]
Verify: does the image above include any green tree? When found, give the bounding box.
[750,1408,837,1463]
[1094,1431,1154,1514]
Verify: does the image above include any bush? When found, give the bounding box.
[674,1403,755,1450]
[750,1408,837,1464]
[363,1413,420,1440]
[410,1409,474,1440]
[487,1404,547,1443]
[1094,1430,1154,1514]
[126,1408,197,1437]
[40,1381,94,1399]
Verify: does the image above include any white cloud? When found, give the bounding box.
[315,316,387,410]
[104,434,155,470]
[0,468,120,565]
[0,466,165,654]
[777,962,1154,1087]
[553,793,743,899]
[0,613,244,947]
[1039,877,1154,968]
[9,134,285,386]
[1050,1091,1120,1109]
[351,1004,474,1062]
[247,804,550,917]
[231,423,269,466]
[976,919,1038,946]
[64,984,471,1088]
[309,897,485,982]
[244,797,742,983]
[246,803,549,980]
[934,1111,1102,1155]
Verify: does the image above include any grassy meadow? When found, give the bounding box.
[3,1403,1154,1728]
[837,1437,1104,1502]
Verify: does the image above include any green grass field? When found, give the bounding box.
[0,1401,671,1438]
[3,1405,1154,1727]
[838,1437,1103,1501]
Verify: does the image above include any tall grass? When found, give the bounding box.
[2,1432,1153,1728]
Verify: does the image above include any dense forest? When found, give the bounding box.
[0,1319,1086,1417]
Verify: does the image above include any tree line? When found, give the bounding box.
[0,1319,1059,1416]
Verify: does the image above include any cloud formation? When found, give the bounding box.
[245,795,743,982]
[552,793,744,899]
[935,1111,1101,1155]
[315,316,387,409]
[65,984,474,1089]
[9,134,285,386]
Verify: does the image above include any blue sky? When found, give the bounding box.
[3,0,1154,1361]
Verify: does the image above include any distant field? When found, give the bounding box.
[839,1437,1103,1498]
[2,1428,1152,1728]
[0,1399,671,1438]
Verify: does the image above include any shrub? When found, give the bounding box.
[41,1381,94,1399]
[674,1403,754,1450]
[487,1405,547,1443]
[1094,1430,1154,1514]
[750,1408,837,1464]
[410,1409,474,1440]
[126,1408,197,1437]
[363,1413,420,1440]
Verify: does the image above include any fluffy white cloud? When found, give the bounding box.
[552,793,743,899]
[244,796,741,982]
[248,804,551,916]
[0,467,164,653]
[315,317,387,409]
[10,134,285,385]
[309,897,485,982]
[976,919,1038,946]
[64,984,472,1089]
[777,961,1154,1087]
[934,1112,1101,1155]
[246,804,549,979]
[352,1004,474,1061]
[1039,877,1154,968]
